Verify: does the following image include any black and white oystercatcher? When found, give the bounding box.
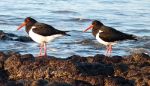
[84,20,137,56]
[17,17,70,57]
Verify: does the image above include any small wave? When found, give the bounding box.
[0,15,24,25]
[75,39,95,45]
[136,36,150,41]
[62,17,93,22]
[75,38,102,48]
[51,10,79,14]
[129,29,150,33]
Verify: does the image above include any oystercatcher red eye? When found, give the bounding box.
[26,18,30,22]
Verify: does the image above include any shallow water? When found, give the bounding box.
[0,0,150,57]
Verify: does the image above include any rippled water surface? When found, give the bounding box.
[0,0,150,57]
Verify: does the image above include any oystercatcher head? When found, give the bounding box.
[17,17,70,57]
[84,20,137,56]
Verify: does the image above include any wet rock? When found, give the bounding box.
[114,63,128,76]
[72,80,92,86]
[0,51,149,85]
[0,30,33,42]
[4,50,20,57]
[31,79,48,86]
[20,54,35,62]
[0,51,7,69]
[111,56,123,63]
[7,33,18,37]
[48,82,71,86]
[87,54,105,63]
[0,69,9,84]
[14,36,33,42]
[0,30,13,40]
[67,55,87,63]
[6,80,18,86]
[67,54,107,64]
[75,75,104,86]
[76,62,114,76]
[104,76,134,86]
[0,51,7,61]
[101,56,123,64]
[6,80,24,86]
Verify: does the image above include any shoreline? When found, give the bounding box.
[0,51,149,86]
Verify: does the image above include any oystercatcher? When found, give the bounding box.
[84,20,137,56]
[17,17,70,57]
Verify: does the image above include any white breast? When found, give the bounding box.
[96,30,117,46]
[29,26,63,44]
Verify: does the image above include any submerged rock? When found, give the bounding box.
[0,51,149,86]
[14,36,32,42]
[0,30,14,40]
[0,30,32,42]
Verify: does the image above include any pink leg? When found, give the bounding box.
[108,45,112,57]
[105,45,109,56]
[44,42,47,57]
[39,44,44,56]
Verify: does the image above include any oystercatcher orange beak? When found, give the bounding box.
[83,25,93,32]
[17,22,26,30]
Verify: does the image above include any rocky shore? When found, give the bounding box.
[0,51,149,86]
[0,30,150,86]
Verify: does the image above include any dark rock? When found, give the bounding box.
[14,36,33,42]
[15,79,31,86]
[6,80,18,86]
[104,76,134,86]
[0,51,7,61]
[75,75,104,86]
[101,56,123,64]
[93,54,105,62]
[0,51,149,85]
[111,56,123,63]
[0,69,9,84]
[48,82,71,86]
[6,80,24,86]
[114,63,128,76]
[72,80,92,86]
[31,79,48,86]
[67,55,87,63]
[76,62,114,76]
[0,30,33,42]
[0,51,7,69]
[7,33,18,37]
[0,30,13,40]
[84,54,106,63]
[4,51,21,57]
[20,54,35,62]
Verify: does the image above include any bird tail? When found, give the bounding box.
[63,31,71,36]
[128,34,138,40]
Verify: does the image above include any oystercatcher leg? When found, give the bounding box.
[105,45,109,56]
[39,44,44,56]
[108,45,112,56]
[44,42,47,57]
[105,45,112,57]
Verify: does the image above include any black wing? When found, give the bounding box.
[32,23,67,36]
[99,26,134,42]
